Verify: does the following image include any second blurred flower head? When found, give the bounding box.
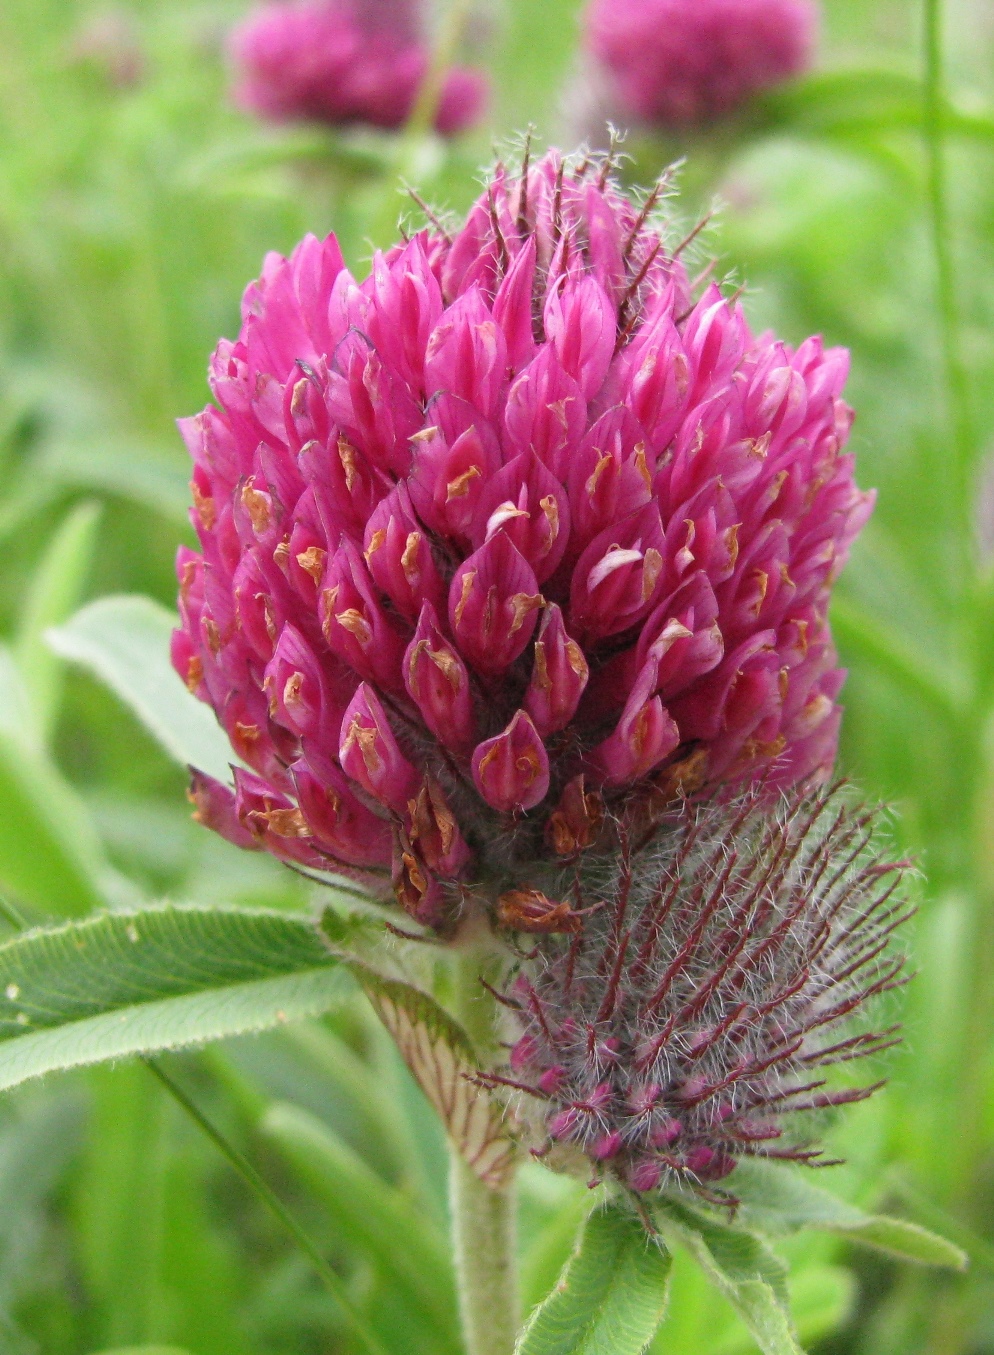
[584,0,818,128]
[229,0,488,135]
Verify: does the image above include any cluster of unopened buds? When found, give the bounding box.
[174,146,907,1196]
[491,782,910,1193]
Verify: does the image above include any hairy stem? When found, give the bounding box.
[448,945,520,1355]
[450,1152,520,1355]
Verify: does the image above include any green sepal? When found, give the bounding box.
[339,949,516,1189]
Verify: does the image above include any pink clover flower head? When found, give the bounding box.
[229,0,488,135]
[496,782,910,1197]
[584,0,818,127]
[174,148,871,931]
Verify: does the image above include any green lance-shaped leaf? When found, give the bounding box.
[654,1199,803,1355]
[15,500,101,743]
[0,647,112,914]
[516,1203,672,1355]
[343,955,516,1189]
[37,436,193,523]
[728,1159,967,1270]
[47,595,236,783]
[0,906,349,1092]
[759,68,994,147]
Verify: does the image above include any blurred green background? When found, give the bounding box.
[0,0,992,1351]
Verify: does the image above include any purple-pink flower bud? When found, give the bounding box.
[473,453,570,585]
[525,606,589,737]
[589,653,680,786]
[472,711,550,813]
[339,684,417,812]
[320,539,407,690]
[406,775,472,877]
[363,483,446,622]
[291,751,392,867]
[404,604,477,754]
[449,534,544,675]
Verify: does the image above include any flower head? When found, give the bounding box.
[174,148,871,929]
[584,0,818,127]
[495,782,909,1196]
[229,0,488,135]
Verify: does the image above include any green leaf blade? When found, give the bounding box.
[655,1200,802,1355]
[841,1217,968,1269]
[0,907,348,1091]
[517,1204,672,1355]
[730,1160,967,1270]
[47,595,236,783]
[15,500,102,742]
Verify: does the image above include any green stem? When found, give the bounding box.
[450,1152,520,1355]
[404,0,474,142]
[448,947,520,1355]
[921,0,991,1229]
[922,0,972,506]
[367,0,473,249]
[144,1058,390,1355]
[922,0,994,1266]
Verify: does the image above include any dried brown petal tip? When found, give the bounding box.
[497,889,584,935]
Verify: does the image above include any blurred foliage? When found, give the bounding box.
[0,0,992,1351]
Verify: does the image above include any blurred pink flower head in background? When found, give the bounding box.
[584,0,818,127]
[174,148,871,931]
[229,0,488,135]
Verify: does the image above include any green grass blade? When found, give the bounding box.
[261,1101,461,1351]
[830,593,964,723]
[87,1348,193,1354]
[0,717,110,915]
[37,438,192,523]
[147,1061,389,1355]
